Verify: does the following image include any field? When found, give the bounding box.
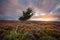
[0,20,60,40]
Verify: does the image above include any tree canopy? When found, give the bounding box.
[19,8,34,21]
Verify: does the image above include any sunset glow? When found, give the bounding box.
[30,18,57,21]
[30,15,57,21]
[41,15,55,19]
[30,18,53,21]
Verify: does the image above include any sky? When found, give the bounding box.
[0,0,60,21]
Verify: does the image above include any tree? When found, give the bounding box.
[19,8,34,21]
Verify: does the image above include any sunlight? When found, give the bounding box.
[30,18,54,21]
[30,15,57,21]
[40,16,54,21]
[39,18,54,21]
[30,10,57,21]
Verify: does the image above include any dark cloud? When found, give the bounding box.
[54,8,60,15]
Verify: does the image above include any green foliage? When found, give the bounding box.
[6,27,33,40]
[6,30,18,40]
[2,27,58,40]
[19,8,34,21]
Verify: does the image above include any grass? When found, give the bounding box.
[0,26,58,40]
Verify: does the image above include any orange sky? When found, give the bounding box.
[31,15,56,19]
[29,15,58,21]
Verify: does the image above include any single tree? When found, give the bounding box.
[19,8,34,21]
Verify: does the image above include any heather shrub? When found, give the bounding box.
[1,26,58,40]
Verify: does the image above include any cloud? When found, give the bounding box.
[1,0,60,14]
[52,5,60,15]
[0,0,60,20]
[0,0,19,15]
